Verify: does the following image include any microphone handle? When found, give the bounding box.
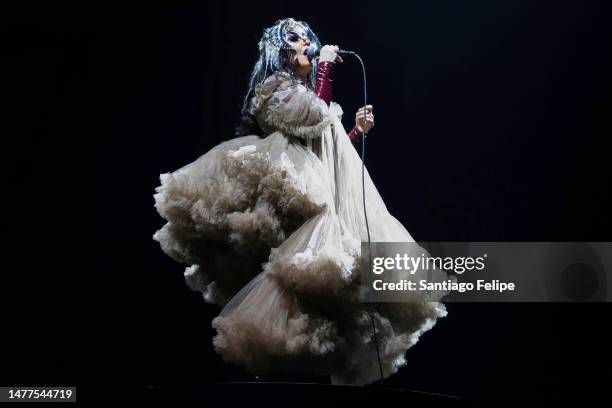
[336,50,354,56]
[306,47,355,58]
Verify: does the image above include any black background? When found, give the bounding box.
[4,0,612,404]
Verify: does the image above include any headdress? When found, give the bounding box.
[241,18,322,111]
[235,18,322,137]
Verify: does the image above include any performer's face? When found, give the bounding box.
[284,24,312,76]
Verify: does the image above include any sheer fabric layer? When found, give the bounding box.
[154,72,447,385]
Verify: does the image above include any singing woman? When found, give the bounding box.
[154,17,447,385]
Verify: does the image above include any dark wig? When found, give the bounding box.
[234,18,322,137]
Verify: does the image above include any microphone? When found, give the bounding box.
[305,45,355,59]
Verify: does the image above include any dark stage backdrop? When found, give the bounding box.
[5,0,612,403]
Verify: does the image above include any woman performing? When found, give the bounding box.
[153,17,447,385]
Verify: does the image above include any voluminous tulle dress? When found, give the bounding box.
[153,71,448,385]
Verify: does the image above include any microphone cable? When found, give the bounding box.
[343,51,385,383]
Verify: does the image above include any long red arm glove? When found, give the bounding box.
[347,126,363,144]
[314,60,361,145]
[314,60,334,105]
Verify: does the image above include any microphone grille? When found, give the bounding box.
[305,45,319,57]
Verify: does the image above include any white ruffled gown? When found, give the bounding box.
[153,71,447,385]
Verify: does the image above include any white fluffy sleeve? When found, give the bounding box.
[248,73,334,140]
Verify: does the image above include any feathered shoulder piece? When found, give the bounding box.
[248,72,334,140]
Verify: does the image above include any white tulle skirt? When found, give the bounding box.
[153,105,447,385]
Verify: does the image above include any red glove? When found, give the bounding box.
[314,61,334,106]
[347,126,363,144]
[314,61,361,145]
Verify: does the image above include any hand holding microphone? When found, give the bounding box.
[319,45,343,64]
[306,44,354,64]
